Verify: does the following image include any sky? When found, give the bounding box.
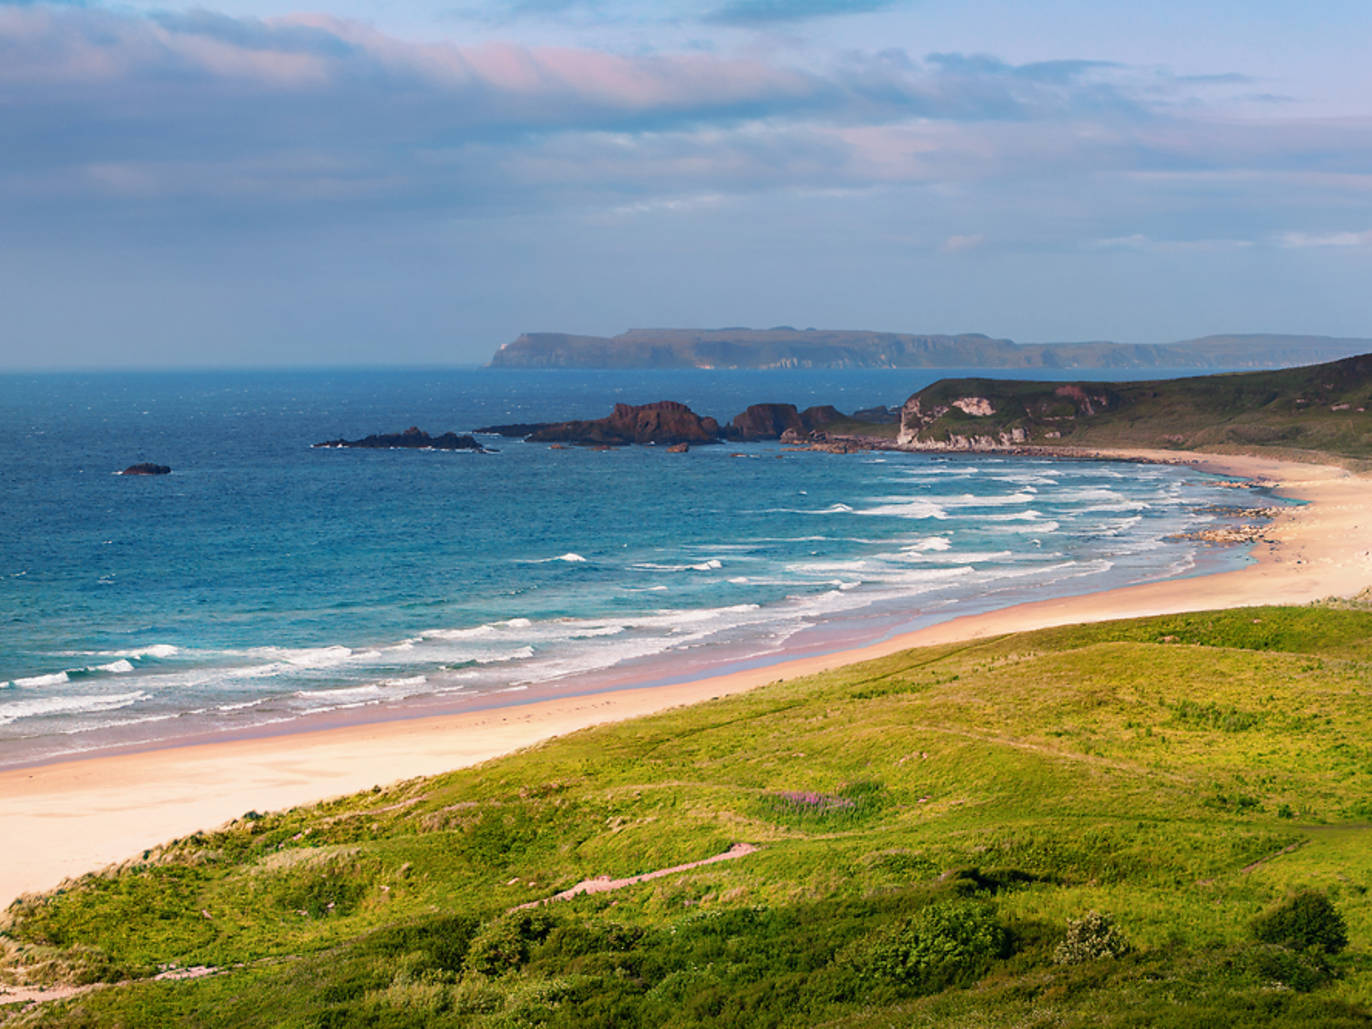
[1,0,1370,367]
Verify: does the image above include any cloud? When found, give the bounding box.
[1,0,1368,266]
[940,233,984,253]
[1279,228,1372,248]
[704,0,904,26]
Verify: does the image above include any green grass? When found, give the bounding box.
[5,605,1372,1026]
[903,353,1372,461]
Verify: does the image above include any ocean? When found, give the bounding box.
[0,367,1286,768]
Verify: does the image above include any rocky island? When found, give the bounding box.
[312,427,491,452]
[527,401,720,446]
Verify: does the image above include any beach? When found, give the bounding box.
[2,447,1368,910]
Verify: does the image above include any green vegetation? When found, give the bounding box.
[902,353,1372,461]
[5,605,1372,1026]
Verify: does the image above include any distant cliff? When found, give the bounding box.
[488,328,1372,371]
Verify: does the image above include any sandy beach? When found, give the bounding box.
[2,448,1369,910]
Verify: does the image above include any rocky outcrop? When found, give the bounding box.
[726,403,805,440]
[313,427,489,451]
[666,442,690,453]
[119,463,171,475]
[527,401,720,446]
[781,432,873,453]
[724,403,844,440]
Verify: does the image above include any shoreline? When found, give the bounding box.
[2,448,1369,909]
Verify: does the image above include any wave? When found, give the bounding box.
[12,671,70,688]
[109,644,180,660]
[938,490,1038,508]
[0,691,147,727]
[901,536,952,552]
[988,520,1061,534]
[523,553,588,564]
[630,559,723,572]
[855,500,948,520]
[977,510,1044,522]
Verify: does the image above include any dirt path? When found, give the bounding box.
[513,843,759,911]
[0,965,217,1012]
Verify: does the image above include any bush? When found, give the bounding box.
[1251,891,1348,954]
[1246,943,1334,992]
[855,901,1009,994]
[1053,911,1131,965]
[467,911,559,977]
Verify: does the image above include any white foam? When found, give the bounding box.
[855,500,948,520]
[95,659,135,674]
[112,644,179,660]
[381,675,428,688]
[630,558,723,572]
[901,536,953,552]
[293,684,384,703]
[13,671,70,688]
[0,691,147,726]
[939,490,1038,508]
[988,520,1061,534]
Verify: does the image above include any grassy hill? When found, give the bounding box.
[897,353,1372,461]
[5,606,1372,1026]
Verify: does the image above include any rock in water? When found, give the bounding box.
[120,463,171,475]
[726,403,804,441]
[724,403,844,440]
[527,401,720,446]
[313,427,489,451]
[666,442,690,453]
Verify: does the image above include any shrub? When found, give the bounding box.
[1246,943,1334,992]
[1053,911,1131,965]
[467,911,559,977]
[1251,891,1348,954]
[855,901,1009,994]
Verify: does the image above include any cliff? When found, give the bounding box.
[487,328,1372,371]
[896,353,1372,460]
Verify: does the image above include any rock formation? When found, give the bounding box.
[312,427,489,451]
[527,401,720,446]
[724,403,844,440]
[119,463,171,475]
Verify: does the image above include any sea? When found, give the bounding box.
[0,366,1289,768]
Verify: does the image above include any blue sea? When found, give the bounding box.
[0,367,1285,768]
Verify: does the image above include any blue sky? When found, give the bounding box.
[1,0,1369,367]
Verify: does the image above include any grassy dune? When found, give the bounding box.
[5,606,1372,1026]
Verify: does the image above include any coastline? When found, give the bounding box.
[2,448,1368,909]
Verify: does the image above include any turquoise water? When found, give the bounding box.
[0,368,1282,766]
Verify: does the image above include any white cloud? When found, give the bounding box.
[1279,228,1372,248]
[940,232,984,252]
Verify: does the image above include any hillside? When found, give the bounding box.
[487,328,1372,371]
[5,605,1372,1026]
[898,353,1372,461]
